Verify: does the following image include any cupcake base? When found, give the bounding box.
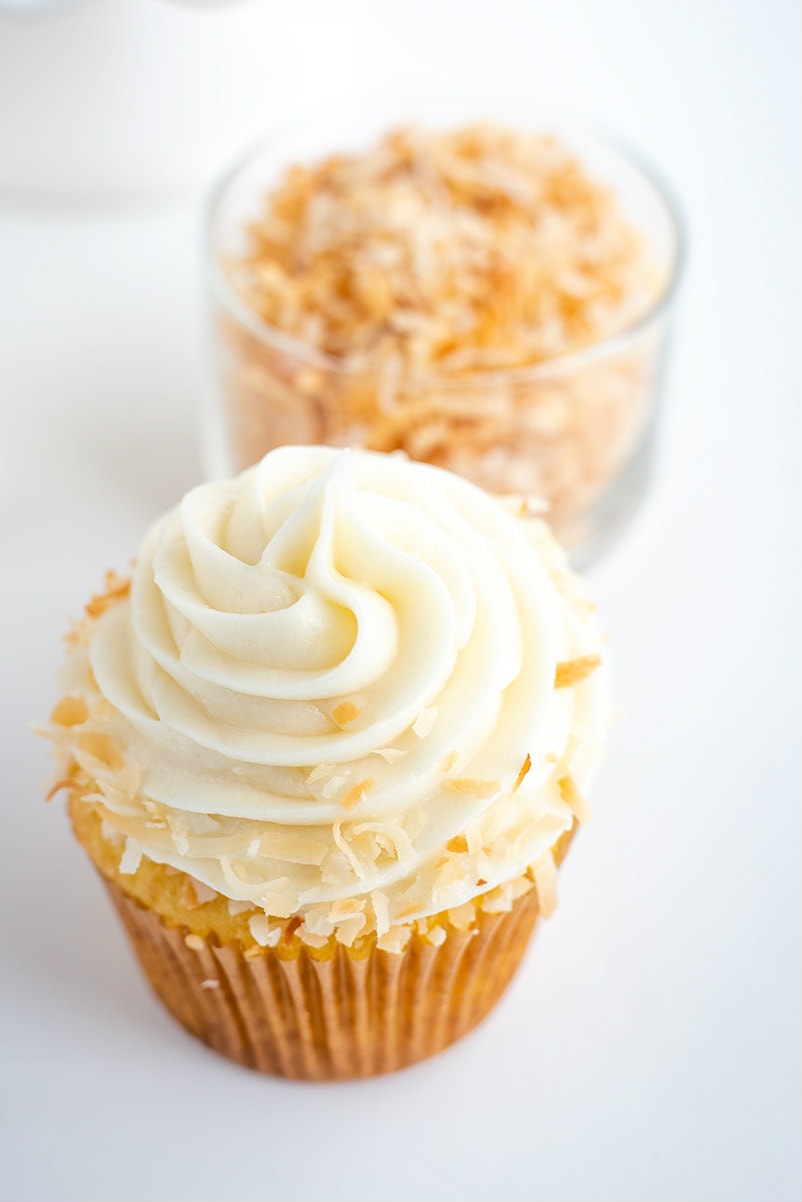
[105,873,540,1080]
[71,797,576,1080]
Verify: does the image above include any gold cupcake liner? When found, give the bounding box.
[103,873,545,1080]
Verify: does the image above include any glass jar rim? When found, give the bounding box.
[203,110,686,388]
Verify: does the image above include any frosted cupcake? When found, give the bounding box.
[46,446,608,1079]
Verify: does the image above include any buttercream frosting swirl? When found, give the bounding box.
[57,446,608,940]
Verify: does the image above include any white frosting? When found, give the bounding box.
[60,447,608,938]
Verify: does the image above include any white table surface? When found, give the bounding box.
[1,3,800,1201]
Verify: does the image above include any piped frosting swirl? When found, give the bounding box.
[54,446,608,940]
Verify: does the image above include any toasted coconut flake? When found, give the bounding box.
[297,925,331,949]
[512,753,532,792]
[332,700,361,727]
[376,925,412,954]
[426,924,447,947]
[307,762,333,783]
[76,731,124,772]
[321,772,348,799]
[340,777,374,811]
[248,913,278,947]
[447,901,478,932]
[558,774,591,824]
[375,747,405,764]
[63,617,91,651]
[100,817,123,846]
[441,750,459,773]
[505,493,548,520]
[85,571,130,619]
[50,696,89,728]
[445,777,500,798]
[284,915,303,941]
[354,819,414,863]
[371,890,391,937]
[437,855,465,884]
[227,897,253,917]
[118,840,142,876]
[300,903,334,938]
[243,944,263,960]
[258,879,295,918]
[464,821,484,858]
[333,913,367,946]
[181,876,218,909]
[332,819,366,879]
[446,834,469,854]
[184,933,205,951]
[412,706,438,738]
[320,853,353,887]
[532,852,558,918]
[168,816,190,856]
[480,892,510,915]
[511,875,535,901]
[193,880,218,904]
[328,897,366,922]
[45,777,78,803]
[554,654,602,688]
[486,835,514,865]
[480,877,524,913]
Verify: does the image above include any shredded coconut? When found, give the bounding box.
[532,852,558,917]
[248,913,281,947]
[332,700,361,726]
[445,778,500,798]
[558,774,591,824]
[376,925,413,955]
[554,654,602,689]
[332,820,366,880]
[50,696,89,728]
[375,747,405,764]
[221,123,660,533]
[118,839,142,876]
[371,889,391,938]
[340,777,373,811]
[412,706,438,738]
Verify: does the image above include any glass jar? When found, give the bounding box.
[202,104,683,563]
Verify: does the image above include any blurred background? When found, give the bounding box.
[1,2,800,1201]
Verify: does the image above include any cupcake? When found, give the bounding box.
[45,446,608,1080]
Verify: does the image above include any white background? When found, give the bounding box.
[1,2,800,1200]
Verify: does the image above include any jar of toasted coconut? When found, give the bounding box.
[202,104,682,562]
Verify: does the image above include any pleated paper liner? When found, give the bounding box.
[90,822,576,1081]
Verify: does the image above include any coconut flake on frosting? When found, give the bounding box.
[47,446,608,939]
